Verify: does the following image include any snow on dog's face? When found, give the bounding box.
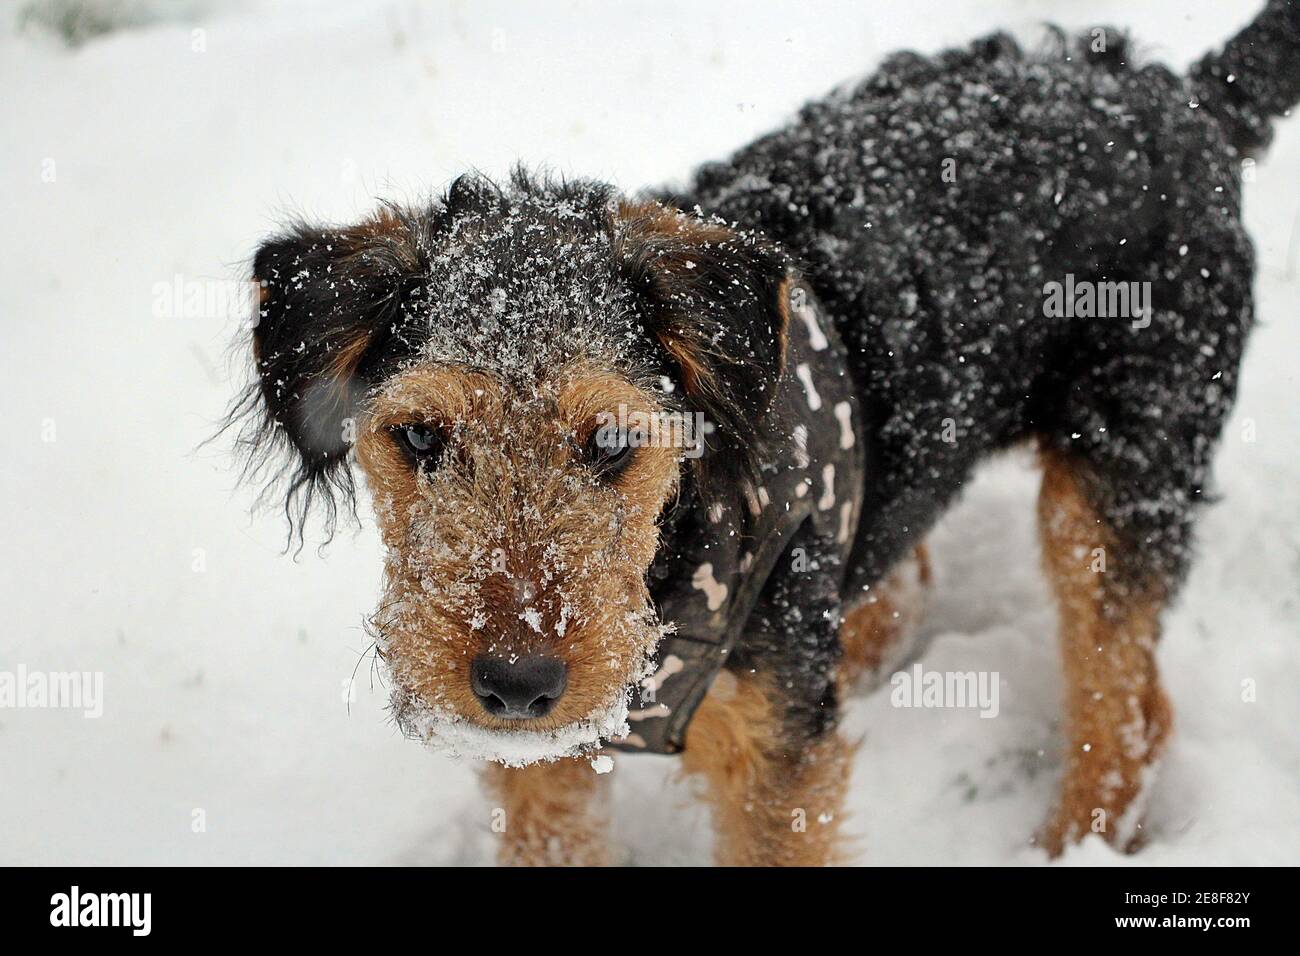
[356,361,680,763]
[235,171,792,765]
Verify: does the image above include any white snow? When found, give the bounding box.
[403,692,630,769]
[1,0,1296,865]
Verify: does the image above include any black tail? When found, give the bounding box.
[1191,0,1300,153]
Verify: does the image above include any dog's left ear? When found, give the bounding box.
[614,200,794,484]
[235,209,424,542]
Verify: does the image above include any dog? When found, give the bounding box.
[231,1,1299,865]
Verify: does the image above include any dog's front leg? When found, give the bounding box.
[678,524,856,866]
[481,758,612,866]
[682,670,853,866]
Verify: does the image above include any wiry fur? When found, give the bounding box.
[358,362,679,751]
[228,3,1298,864]
[228,171,793,549]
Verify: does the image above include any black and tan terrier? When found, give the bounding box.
[232,2,1299,865]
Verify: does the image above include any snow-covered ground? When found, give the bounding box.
[1,0,1296,866]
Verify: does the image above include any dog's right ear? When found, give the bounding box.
[612,200,793,497]
[236,209,426,542]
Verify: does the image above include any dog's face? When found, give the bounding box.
[356,360,680,761]
[237,172,791,764]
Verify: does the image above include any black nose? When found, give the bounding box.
[471,655,567,719]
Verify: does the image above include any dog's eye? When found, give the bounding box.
[584,427,635,482]
[392,423,445,470]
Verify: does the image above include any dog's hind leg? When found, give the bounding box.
[1033,210,1251,854]
[1036,450,1172,855]
[837,543,932,693]
[481,759,612,866]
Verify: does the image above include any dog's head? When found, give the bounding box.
[235,171,793,764]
